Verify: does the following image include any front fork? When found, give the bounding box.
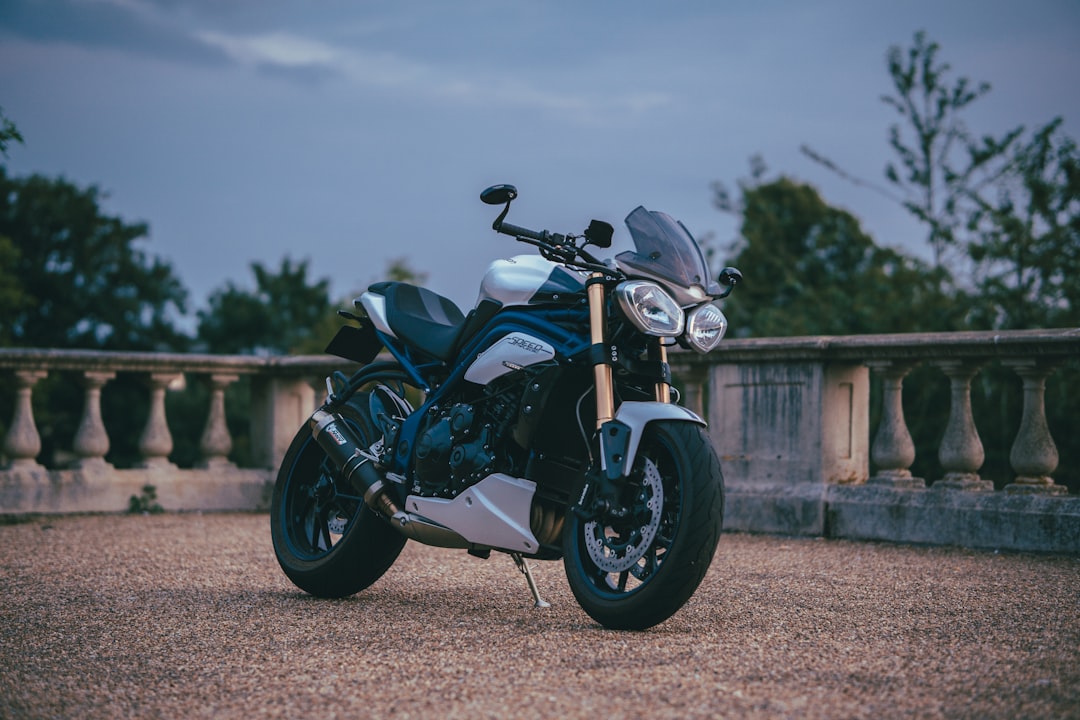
[587,273,616,427]
[583,273,671,519]
[586,272,672,429]
[652,342,671,403]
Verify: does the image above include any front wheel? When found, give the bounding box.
[562,421,724,630]
[270,393,407,598]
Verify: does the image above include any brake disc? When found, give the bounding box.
[584,457,664,573]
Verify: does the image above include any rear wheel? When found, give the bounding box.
[562,421,724,630]
[270,393,407,598]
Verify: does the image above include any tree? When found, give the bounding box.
[384,256,428,285]
[0,236,26,346]
[714,170,961,338]
[801,30,1080,333]
[0,169,189,350]
[0,110,28,345]
[0,106,22,159]
[803,30,1022,273]
[879,31,1024,269]
[197,257,333,355]
[967,118,1080,329]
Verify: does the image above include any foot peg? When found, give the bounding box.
[511,553,551,609]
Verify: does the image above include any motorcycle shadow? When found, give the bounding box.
[266,542,729,635]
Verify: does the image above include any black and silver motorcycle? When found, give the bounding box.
[270,184,741,630]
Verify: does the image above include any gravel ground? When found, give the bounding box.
[0,513,1078,720]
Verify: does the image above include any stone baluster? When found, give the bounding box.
[137,372,182,469]
[198,373,239,469]
[72,371,116,470]
[2,370,48,471]
[866,361,924,488]
[1002,359,1067,495]
[931,360,993,491]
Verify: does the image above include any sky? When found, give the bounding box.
[2,0,1079,331]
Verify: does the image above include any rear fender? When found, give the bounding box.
[600,401,705,480]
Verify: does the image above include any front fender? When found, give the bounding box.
[601,401,706,479]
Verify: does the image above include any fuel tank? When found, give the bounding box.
[477,255,587,308]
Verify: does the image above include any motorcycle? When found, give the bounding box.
[270,184,742,630]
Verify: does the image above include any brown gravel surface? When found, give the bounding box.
[1,513,1078,720]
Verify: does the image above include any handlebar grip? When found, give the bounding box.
[496,221,545,242]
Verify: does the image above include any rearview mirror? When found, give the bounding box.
[712,266,743,299]
[718,267,742,287]
[480,184,518,205]
[717,267,743,289]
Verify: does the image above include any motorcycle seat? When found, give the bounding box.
[368,281,465,361]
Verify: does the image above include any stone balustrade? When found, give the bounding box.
[0,349,350,514]
[2,330,1078,552]
[668,328,1080,553]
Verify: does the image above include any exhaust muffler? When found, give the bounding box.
[307,406,471,548]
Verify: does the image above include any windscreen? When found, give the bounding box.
[616,206,717,303]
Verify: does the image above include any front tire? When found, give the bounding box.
[270,393,407,598]
[562,421,724,630]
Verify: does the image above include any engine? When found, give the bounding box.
[411,376,524,498]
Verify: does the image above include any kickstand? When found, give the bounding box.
[511,552,551,609]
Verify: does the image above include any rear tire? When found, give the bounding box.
[270,394,407,598]
[562,421,723,630]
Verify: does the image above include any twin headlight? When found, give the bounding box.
[615,280,728,353]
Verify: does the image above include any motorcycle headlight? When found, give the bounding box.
[685,302,728,353]
[615,281,685,337]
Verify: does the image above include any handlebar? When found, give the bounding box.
[493,213,620,278]
[494,220,546,242]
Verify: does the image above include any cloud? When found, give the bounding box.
[193,27,672,121]
[0,1,674,122]
[197,31,343,73]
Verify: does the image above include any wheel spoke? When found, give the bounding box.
[617,570,629,592]
[590,562,609,585]
[644,544,656,572]
[310,509,330,551]
[334,492,364,503]
[319,513,333,550]
[643,544,660,577]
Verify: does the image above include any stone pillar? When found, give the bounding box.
[137,372,182,469]
[866,361,924,488]
[2,370,48,471]
[250,376,317,469]
[198,373,239,469]
[1002,359,1066,495]
[931,360,992,491]
[821,364,870,485]
[72,371,115,470]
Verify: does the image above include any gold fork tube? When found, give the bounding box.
[587,274,614,428]
[654,342,671,403]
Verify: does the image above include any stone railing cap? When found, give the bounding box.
[0,348,356,376]
[668,328,1080,365]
